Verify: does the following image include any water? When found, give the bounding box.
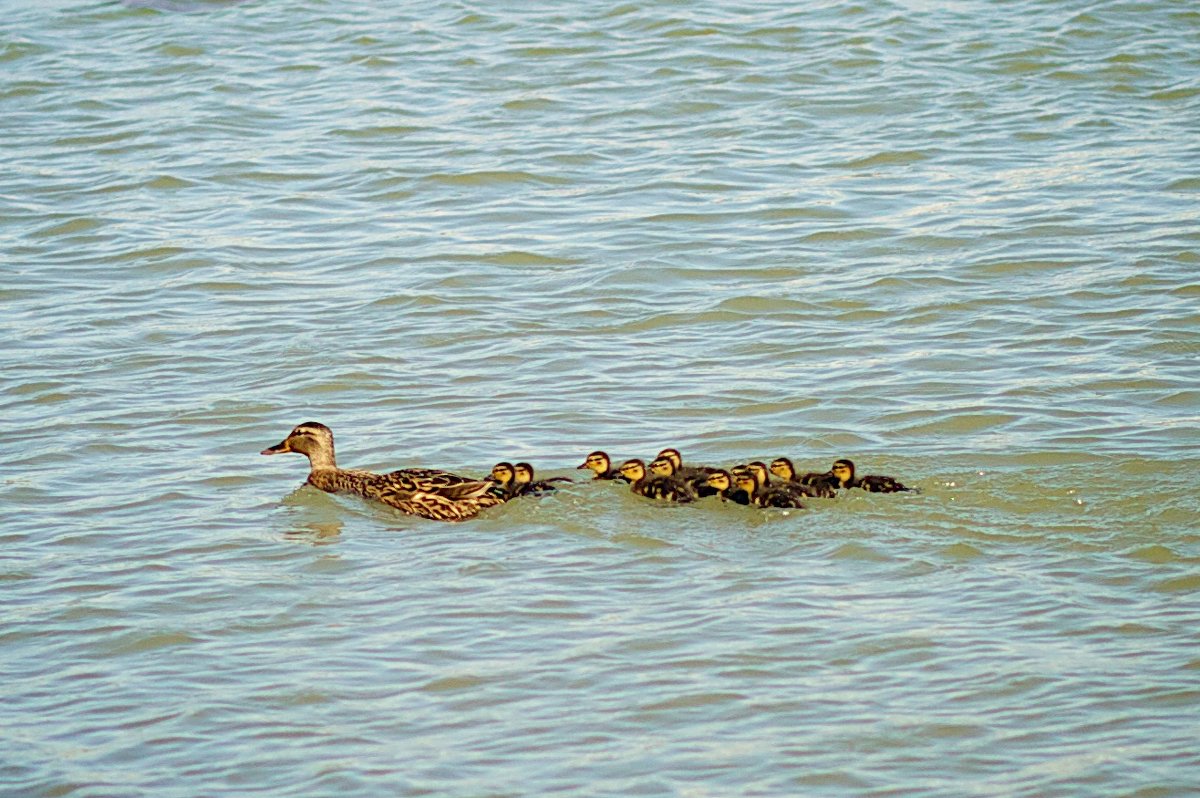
[3,0,1199,795]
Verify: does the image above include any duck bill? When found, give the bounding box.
[260,440,291,455]
[576,462,591,470]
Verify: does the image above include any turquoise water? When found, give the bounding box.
[3,1,1199,795]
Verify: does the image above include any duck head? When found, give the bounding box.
[656,448,683,471]
[261,422,336,468]
[769,457,795,481]
[706,470,732,493]
[734,473,758,495]
[618,458,647,483]
[747,461,770,488]
[490,462,515,486]
[513,462,535,485]
[649,456,677,477]
[831,459,855,486]
[577,451,612,474]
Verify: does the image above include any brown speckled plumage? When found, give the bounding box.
[262,422,505,522]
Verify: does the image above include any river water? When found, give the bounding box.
[3,1,1199,795]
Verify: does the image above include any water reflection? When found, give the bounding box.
[283,519,343,545]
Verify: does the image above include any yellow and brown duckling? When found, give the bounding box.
[489,461,520,499]
[830,458,914,493]
[730,462,770,493]
[577,450,626,481]
[512,461,571,496]
[619,458,696,503]
[656,447,718,479]
[705,469,750,505]
[734,471,807,509]
[261,422,505,522]
[747,461,772,488]
[768,457,838,498]
[657,447,722,495]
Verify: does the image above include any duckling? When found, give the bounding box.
[652,451,718,497]
[735,472,806,509]
[768,457,838,498]
[489,461,520,499]
[747,461,772,489]
[576,450,626,481]
[511,462,571,496]
[705,469,750,505]
[656,448,719,485]
[830,458,914,493]
[261,422,504,522]
[619,458,696,503]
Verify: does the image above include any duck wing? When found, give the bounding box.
[381,467,476,492]
[376,489,493,522]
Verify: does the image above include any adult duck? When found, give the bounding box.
[261,422,505,522]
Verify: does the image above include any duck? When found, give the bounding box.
[653,449,719,497]
[734,471,806,509]
[511,462,571,496]
[656,448,719,485]
[261,422,505,522]
[830,458,914,493]
[704,469,750,505]
[576,450,626,481]
[618,458,696,503]
[768,457,838,498]
[489,461,520,499]
[746,461,773,488]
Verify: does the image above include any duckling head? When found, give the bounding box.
[734,473,758,495]
[649,456,676,477]
[656,448,683,471]
[748,461,770,487]
[513,462,535,485]
[261,422,336,468]
[490,461,515,486]
[618,458,646,483]
[706,470,732,492]
[577,451,611,474]
[769,457,795,481]
[831,459,855,485]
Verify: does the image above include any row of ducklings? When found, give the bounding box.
[490,448,913,509]
[261,422,912,522]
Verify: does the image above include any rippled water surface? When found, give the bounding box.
[3,0,1199,795]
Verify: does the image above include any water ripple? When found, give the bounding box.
[3,0,1199,795]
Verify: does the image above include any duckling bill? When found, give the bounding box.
[262,422,504,522]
